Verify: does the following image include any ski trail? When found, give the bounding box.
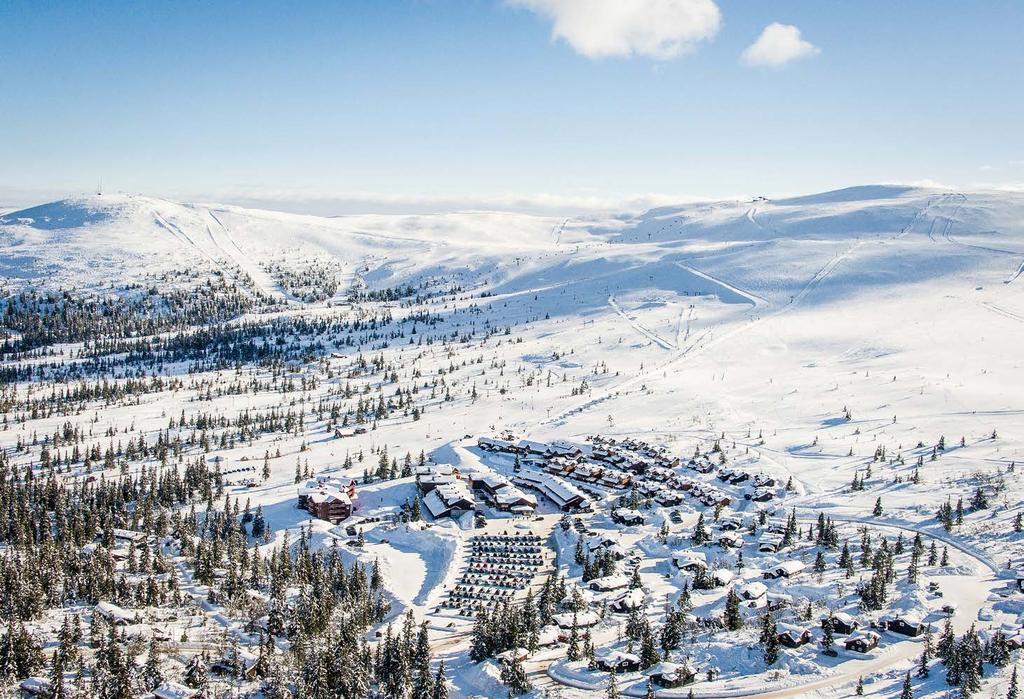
[152,211,223,270]
[545,249,843,428]
[930,193,1024,283]
[550,217,569,245]
[607,295,675,350]
[675,305,693,346]
[207,210,246,256]
[789,241,860,306]
[675,261,765,306]
[745,205,779,237]
[904,192,952,241]
[203,211,290,302]
[540,199,953,429]
[981,301,1024,323]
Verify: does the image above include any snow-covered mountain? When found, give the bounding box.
[3,185,1023,308]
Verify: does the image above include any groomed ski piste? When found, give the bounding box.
[2,184,1024,698]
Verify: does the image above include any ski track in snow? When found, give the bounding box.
[981,301,1024,323]
[152,210,223,271]
[675,261,765,306]
[608,294,676,350]
[204,210,291,302]
[933,191,1024,284]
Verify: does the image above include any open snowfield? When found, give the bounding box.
[3,184,1024,697]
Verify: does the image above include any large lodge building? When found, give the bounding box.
[297,475,357,523]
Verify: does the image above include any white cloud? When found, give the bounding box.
[741,22,819,67]
[509,0,721,59]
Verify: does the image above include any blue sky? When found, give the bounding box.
[1,0,1022,213]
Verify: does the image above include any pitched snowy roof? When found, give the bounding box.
[95,601,137,623]
[152,681,199,699]
[774,560,806,574]
[553,610,600,628]
[739,582,768,599]
[777,622,810,638]
[589,574,629,590]
[612,589,645,608]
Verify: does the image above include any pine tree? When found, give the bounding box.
[567,615,580,662]
[958,626,983,696]
[990,630,1012,668]
[873,497,883,516]
[48,651,66,699]
[918,625,933,678]
[724,588,743,631]
[821,616,835,655]
[470,608,491,662]
[759,612,779,666]
[692,513,709,545]
[855,676,864,695]
[639,623,660,669]
[900,672,913,699]
[1008,665,1019,699]
[500,656,531,695]
[606,670,619,699]
[412,621,434,698]
[971,487,989,511]
[433,660,449,699]
[142,636,163,691]
[937,617,956,661]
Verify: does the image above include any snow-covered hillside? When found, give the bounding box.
[4,186,1023,303]
[3,184,1024,699]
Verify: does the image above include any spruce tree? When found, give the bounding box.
[500,656,531,696]
[692,513,709,545]
[759,612,779,666]
[433,660,449,699]
[639,624,660,669]
[821,617,835,655]
[724,588,743,631]
[567,615,580,662]
[606,670,619,698]
[900,672,913,699]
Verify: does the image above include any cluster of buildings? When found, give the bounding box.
[476,435,779,514]
[416,462,538,519]
[477,435,682,500]
[514,469,589,512]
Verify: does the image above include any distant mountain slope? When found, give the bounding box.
[2,186,1023,313]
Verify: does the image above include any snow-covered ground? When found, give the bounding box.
[3,184,1024,697]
